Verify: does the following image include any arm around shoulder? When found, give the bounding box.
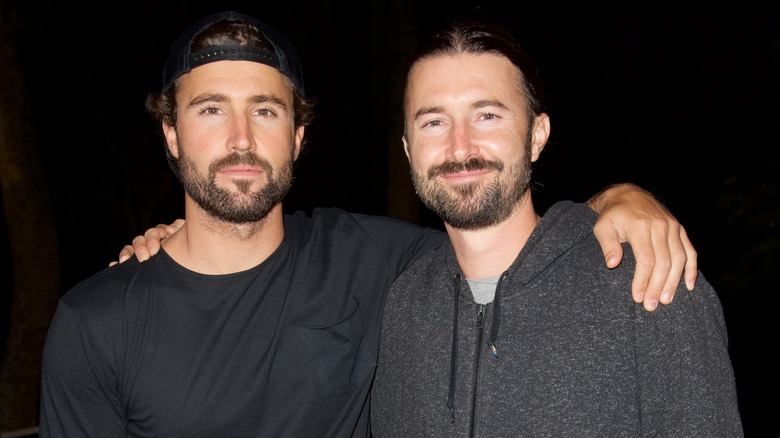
[587,182,698,311]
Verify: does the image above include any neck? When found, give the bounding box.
[162,198,285,275]
[445,194,538,279]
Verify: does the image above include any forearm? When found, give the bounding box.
[586,183,658,214]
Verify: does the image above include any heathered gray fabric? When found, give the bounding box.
[372,201,742,437]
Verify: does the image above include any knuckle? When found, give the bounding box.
[635,254,656,269]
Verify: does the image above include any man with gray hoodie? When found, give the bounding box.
[371,20,742,437]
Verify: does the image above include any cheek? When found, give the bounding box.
[480,131,526,160]
[176,130,224,169]
[254,129,297,162]
[408,136,445,163]
[183,133,219,159]
[178,118,219,147]
[407,146,433,175]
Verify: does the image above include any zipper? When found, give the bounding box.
[469,304,487,438]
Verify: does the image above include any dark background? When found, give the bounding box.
[2,1,778,436]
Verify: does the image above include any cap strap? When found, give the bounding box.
[188,45,279,70]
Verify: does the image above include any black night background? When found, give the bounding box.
[1,1,778,436]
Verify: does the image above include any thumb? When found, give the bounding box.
[593,221,625,269]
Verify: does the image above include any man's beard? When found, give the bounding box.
[411,143,532,231]
[178,148,295,224]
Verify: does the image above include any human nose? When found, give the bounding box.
[447,123,478,162]
[227,115,256,152]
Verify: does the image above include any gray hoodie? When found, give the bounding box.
[371,201,742,437]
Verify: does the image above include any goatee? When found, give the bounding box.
[412,153,531,230]
[178,149,295,224]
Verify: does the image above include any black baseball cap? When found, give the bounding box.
[161,10,305,95]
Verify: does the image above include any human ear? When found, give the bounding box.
[293,126,305,160]
[530,113,550,162]
[162,122,179,159]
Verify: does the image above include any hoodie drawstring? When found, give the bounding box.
[446,274,461,423]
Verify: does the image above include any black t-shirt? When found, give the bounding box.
[40,208,445,437]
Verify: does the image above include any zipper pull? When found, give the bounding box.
[476,304,486,328]
[488,342,499,358]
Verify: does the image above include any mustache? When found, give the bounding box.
[209,153,273,174]
[427,157,503,179]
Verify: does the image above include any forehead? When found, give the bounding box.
[177,60,294,101]
[406,52,523,109]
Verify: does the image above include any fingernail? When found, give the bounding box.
[646,299,658,311]
[661,292,672,304]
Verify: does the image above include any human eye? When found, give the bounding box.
[421,118,442,128]
[198,105,222,116]
[254,107,278,118]
[480,112,499,121]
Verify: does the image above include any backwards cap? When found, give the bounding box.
[161,10,305,94]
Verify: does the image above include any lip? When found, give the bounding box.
[440,168,493,182]
[217,166,264,178]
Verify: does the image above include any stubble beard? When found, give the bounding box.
[411,145,532,231]
[178,147,295,224]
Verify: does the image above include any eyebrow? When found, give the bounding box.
[188,93,289,111]
[412,105,444,121]
[472,99,509,111]
[188,93,226,107]
[249,94,289,110]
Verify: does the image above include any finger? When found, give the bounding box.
[165,219,185,235]
[631,248,655,308]
[621,222,656,306]
[111,244,135,266]
[592,219,625,269]
[118,244,135,263]
[143,226,170,257]
[659,224,688,304]
[640,218,674,311]
[679,226,698,290]
[132,235,151,262]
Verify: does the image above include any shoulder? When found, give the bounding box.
[518,201,607,275]
[286,207,440,235]
[389,242,452,290]
[538,201,598,237]
[57,256,163,326]
[284,207,446,259]
[62,258,140,301]
[641,272,726,327]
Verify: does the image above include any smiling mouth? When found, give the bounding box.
[429,158,502,179]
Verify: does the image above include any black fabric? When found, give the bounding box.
[189,46,279,71]
[39,208,445,437]
[162,10,304,94]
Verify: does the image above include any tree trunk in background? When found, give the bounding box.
[0,4,61,432]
